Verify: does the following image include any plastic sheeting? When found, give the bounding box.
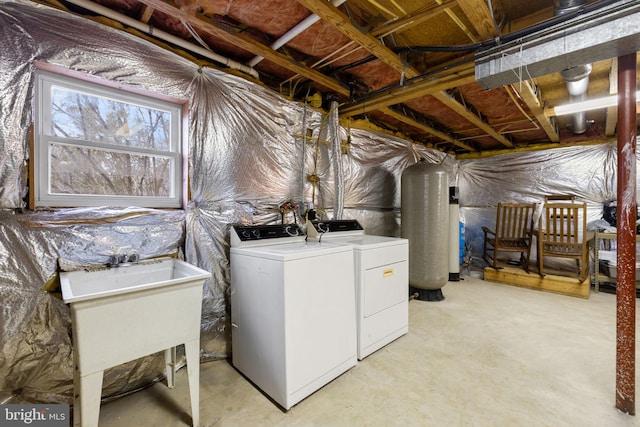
[1,0,637,407]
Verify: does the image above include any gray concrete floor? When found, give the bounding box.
[98,276,640,427]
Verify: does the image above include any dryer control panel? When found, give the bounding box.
[231,224,304,247]
[307,219,365,238]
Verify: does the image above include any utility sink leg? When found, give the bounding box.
[184,340,200,427]
[74,370,103,427]
[165,346,177,388]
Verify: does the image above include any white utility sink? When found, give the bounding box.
[60,258,211,427]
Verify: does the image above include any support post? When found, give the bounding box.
[616,52,636,415]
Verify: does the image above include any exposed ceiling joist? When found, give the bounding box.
[512,80,560,142]
[431,90,513,147]
[380,106,477,152]
[456,0,504,40]
[135,0,350,95]
[139,5,153,23]
[294,0,417,78]
[297,0,515,149]
[340,61,476,117]
[374,0,457,36]
[34,0,640,157]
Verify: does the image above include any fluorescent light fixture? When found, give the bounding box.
[550,91,640,116]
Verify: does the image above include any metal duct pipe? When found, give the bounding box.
[556,0,591,134]
[561,64,592,133]
[553,0,588,15]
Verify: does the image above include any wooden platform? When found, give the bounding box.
[483,263,590,299]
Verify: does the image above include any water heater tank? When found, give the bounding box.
[401,159,449,298]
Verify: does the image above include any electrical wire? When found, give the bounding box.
[340,0,620,103]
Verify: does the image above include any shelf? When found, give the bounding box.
[593,231,640,292]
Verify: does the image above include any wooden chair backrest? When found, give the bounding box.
[495,203,535,241]
[540,202,587,251]
[544,194,576,202]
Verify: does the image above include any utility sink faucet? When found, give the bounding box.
[108,253,140,267]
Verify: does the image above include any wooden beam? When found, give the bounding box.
[456,0,504,40]
[431,90,513,148]
[135,0,350,96]
[295,0,514,151]
[484,264,590,298]
[436,0,478,43]
[372,0,457,37]
[512,80,560,142]
[381,107,477,152]
[456,137,616,159]
[294,0,415,78]
[139,5,154,24]
[340,61,476,116]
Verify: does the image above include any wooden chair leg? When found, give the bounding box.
[538,239,544,278]
[520,251,530,274]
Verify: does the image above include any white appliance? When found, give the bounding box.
[230,224,357,410]
[307,220,409,360]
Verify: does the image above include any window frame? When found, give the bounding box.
[32,65,187,209]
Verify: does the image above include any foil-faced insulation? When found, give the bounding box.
[3,0,640,409]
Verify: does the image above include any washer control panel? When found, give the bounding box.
[231,224,303,247]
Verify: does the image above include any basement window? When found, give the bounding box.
[33,69,184,208]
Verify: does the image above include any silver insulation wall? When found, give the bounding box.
[0,1,447,403]
[1,0,636,406]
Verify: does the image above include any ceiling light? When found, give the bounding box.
[549,91,640,116]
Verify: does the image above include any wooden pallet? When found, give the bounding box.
[483,263,590,299]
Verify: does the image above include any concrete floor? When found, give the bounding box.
[98,276,640,427]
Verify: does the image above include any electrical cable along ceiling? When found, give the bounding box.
[31,0,640,156]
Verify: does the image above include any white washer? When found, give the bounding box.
[308,220,409,360]
[230,224,357,410]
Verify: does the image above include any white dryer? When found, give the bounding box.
[230,224,357,410]
[308,220,409,360]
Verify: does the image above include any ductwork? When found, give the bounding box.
[561,63,592,133]
[554,0,588,15]
[556,0,591,134]
[474,0,640,90]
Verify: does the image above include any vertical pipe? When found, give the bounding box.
[616,52,636,416]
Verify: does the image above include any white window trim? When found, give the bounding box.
[33,65,187,209]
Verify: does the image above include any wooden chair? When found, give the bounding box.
[537,201,589,281]
[482,203,536,273]
[545,194,576,202]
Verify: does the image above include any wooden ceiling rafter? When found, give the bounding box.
[36,0,629,156]
[294,0,413,78]
[296,0,517,150]
[432,90,513,147]
[139,4,154,23]
[340,61,476,115]
[372,0,458,37]
[456,0,505,40]
[381,106,477,152]
[511,80,560,142]
[134,0,351,96]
